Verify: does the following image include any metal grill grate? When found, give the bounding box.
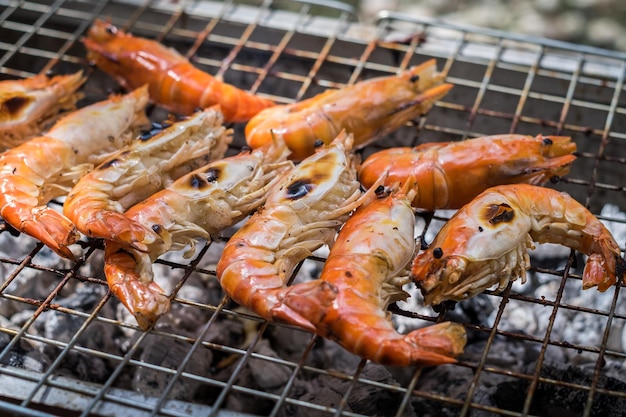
[1,1,626,416]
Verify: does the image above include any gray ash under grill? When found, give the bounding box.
[1,0,626,416]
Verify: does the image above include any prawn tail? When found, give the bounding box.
[104,241,169,330]
[3,204,80,260]
[582,233,626,292]
[403,322,467,365]
[272,280,338,333]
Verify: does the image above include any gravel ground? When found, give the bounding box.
[357,0,626,52]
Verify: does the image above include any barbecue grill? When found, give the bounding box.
[1,0,626,416]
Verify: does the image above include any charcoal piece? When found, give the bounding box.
[266,323,327,368]
[481,361,626,417]
[277,363,416,417]
[247,339,291,391]
[217,339,292,414]
[457,295,497,329]
[345,364,417,417]
[285,376,349,417]
[0,333,50,373]
[39,284,118,352]
[155,277,216,332]
[132,327,213,401]
[53,350,110,383]
[410,365,474,417]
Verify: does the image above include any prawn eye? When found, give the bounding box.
[105,24,118,35]
[286,179,314,200]
[433,247,444,259]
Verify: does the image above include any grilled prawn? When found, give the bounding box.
[412,184,626,306]
[358,134,577,211]
[83,19,275,122]
[0,71,86,148]
[0,86,149,259]
[277,185,467,366]
[216,131,379,330]
[245,59,452,160]
[104,140,293,329]
[64,107,232,252]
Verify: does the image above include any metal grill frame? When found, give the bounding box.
[0,0,626,416]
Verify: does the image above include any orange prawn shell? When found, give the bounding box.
[411,184,626,305]
[245,60,453,160]
[276,189,467,366]
[358,134,577,210]
[0,71,86,147]
[83,19,274,122]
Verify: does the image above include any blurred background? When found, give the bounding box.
[352,0,626,52]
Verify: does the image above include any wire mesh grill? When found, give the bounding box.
[1,0,626,416]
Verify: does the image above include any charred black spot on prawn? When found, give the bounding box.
[205,167,220,183]
[485,203,515,225]
[286,179,315,200]
[189,173,207,189]
[1,96,32,116]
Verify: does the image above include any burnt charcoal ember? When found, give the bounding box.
[154,275,220,332]
[132,326,213,401]
[34,283,120,382]
[0,236,71,319]
[455,295,497,330]
[345,364,417,417]
[410,337,542,417]
[277,363,417,417]
[472,361,626,417]
[413,365,475,417]
[265,324,328,369]
[0,332,50,373]
[246,339,292,391]
[208,338,291,414]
